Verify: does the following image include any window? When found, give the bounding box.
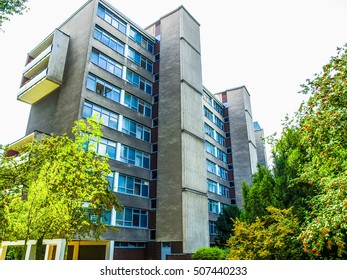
[207,179,218,194]
[215,132,226,147]
[208,199,219,214]
[120,144,150,169]
[82,101,118,131]
[126,69,152,94]
[209,221,218,235]
[118,174,149,197]
[214,116,224,130]
[206,160,216,174]
[123,92,152,117]
[122,117,151,142]
[220,184,230,198]
[88,209,112,225]
[203,93,213,106]
[205,141,215,156]
[216,148,227,163]
[204,106,224,130]
[89,137,117,160]
[204,106,214,122]
[213,101,223,116]
[116,207,148,228]
[218,166,228,180]
[129,27,154,53]
[94,26,125,55]
[86,74,121,103]
[97,5,126,34]
[101,211,112,225]
[90,49,123,78]
[128,47,153,73]
[107,172,115,191]
[204,123,214,138]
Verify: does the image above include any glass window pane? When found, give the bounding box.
[82,103,92,118]
[129,148,136,161]
[98,143,107,156]
[133,74,140,87]
[124,93,131,107]
[142,184,149,197]
[143,156,149,169]
[133,214,139,227]
[119,23,126,34]
[94,28,102,41]
[97,6,105,18]
[140,214,147,227]
[101,33,110,45]
[106,145,116,159]
[90,52,98,64]
[124,208,132,221]
[86,75,96,91]
[99,56,107,69]
[118,175,125,188]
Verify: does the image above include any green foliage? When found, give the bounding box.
[233,43,347,259]
[215,205,240,246]
[297,43,347,259]
[5,245,26,260]
[227,207,303,260]
[0,0,28,28]
[241,165,278,222]
[192,247,226,260]
[0,118,121,258]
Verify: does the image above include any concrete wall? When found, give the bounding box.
[52,0,95,136]
[47,29,70,84]
[156,6,209,253]
[225,86,258,208]
[255,128,267,167]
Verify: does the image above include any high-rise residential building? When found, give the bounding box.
[7,0,266,260]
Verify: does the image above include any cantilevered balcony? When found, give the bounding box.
[17,29,70,104]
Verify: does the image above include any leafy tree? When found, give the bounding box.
[241,165,278,222]
[297,43,347,259]
[0,118,121,259]
[214,205,240,247]
[0,0,28,28]
[192,247,226,260]
[227,207,303,260]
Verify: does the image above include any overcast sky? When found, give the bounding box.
[1,0,347,162]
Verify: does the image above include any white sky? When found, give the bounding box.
[1,0,347,162]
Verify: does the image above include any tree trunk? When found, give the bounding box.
[35,236,46,260]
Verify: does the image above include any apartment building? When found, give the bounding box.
[10,0,266,260]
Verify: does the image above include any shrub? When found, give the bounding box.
[192,247,226,260]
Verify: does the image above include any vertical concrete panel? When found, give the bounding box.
[226,87,258,208]
[156,9,183,243]
[157,7,208,252]
[52,0,95,135]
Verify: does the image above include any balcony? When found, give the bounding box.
[17,29,70,105]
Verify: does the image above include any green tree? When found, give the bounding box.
[0,0,28,28]
[215,205,240,247]
[0,118,121,259]
[240,125,312,222]
[297,43,347,259]
[227,207,303,260]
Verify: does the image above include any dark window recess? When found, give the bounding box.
[151,199,157,209]
[149,230,156,240]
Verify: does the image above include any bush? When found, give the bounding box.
[192,247,226,260]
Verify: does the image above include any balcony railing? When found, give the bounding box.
[23,45,52,75]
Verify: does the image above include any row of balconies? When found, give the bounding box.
[17,29,70,104]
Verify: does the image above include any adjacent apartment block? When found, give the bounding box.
[10,0,266,260]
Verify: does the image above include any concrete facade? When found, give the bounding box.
[12,0,265,259]
[215,86,260,208]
